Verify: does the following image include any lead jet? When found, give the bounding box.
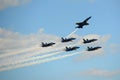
[65,46,79,51]
[61,37,76,42]
[83,38,97,44]
[87,46,102,51]
[75,16,91,28]
[41,42,55,47]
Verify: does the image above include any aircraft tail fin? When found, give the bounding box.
[83,39,86,42]
[86,39,89,41]
[87,46,90,49]
[61,37,64,41]
[66,47,68,50]
[41,42,44,46]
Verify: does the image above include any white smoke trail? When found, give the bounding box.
[66,29,78,38]
[0,40,64,59]
[0,51,85,72]
[0,34,101,68]
[7,35,102,67]
[0,34,107,71]
[0,47,63,66]
[0,36,82,66]
[0,46,41,58]
[0,51,63,67]
[0,41,63,59]
[0,38,82,67]
[0,28,104,72]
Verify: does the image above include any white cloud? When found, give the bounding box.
[0,0,31,10]
[75,49,104,61]
[80,69,120,78]
[108,43,120,54]
[62,68,120,80]
[0,28,60,54]
[99,35,111,44]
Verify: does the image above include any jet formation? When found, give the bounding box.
[41,16,102,52]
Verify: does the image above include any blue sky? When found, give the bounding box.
[0,0,120,80]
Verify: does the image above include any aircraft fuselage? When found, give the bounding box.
[41,42,55,47]
[65,46,79,51]
[87,46,101,51]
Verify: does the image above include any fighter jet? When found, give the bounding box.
[41,42,55,47]
[65,46,79,51]
[87,46,102,51]
[75,16,91,28]
[61,37,76,42]
[83,38,97,44]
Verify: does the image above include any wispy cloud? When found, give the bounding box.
[62,68,120,80]
[108,43,120,54]
[79,68,120,78]
[0,28,59,54]
[0,0,31,10]
[75,49,104,61]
